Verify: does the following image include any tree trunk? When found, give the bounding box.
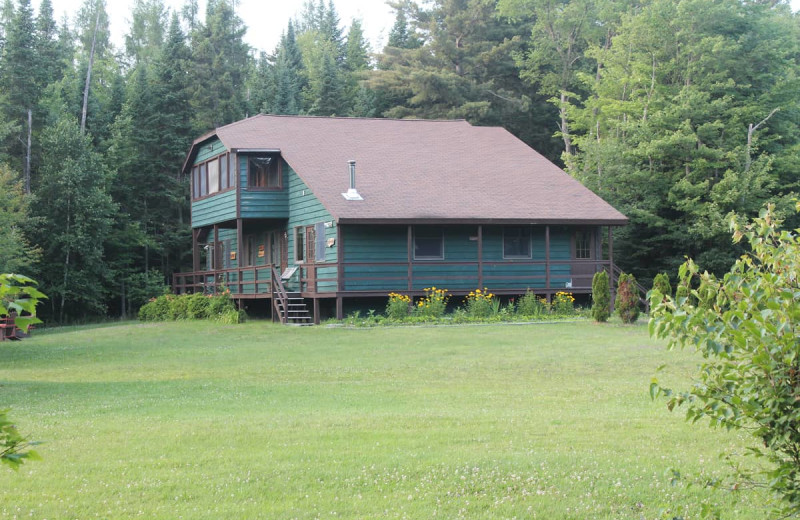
[81,6,101,134]
[25,109,31,194]
[560,91,573,155]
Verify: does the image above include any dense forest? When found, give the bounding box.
[0,0,798,322]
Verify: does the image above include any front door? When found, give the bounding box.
[572,228,596,289]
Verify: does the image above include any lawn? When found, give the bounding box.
[0,320,766,519]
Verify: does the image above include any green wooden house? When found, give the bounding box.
[174,115,627,323]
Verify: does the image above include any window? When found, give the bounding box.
[208,159,219,194]
[414,228,444,260]
[220,154,229,190]
[199,163,207,196]
[192,166,200,198]
[191,153,235,200]
[248,155,281,189]
[503,227,531,259]
[294,227,305,262]
[575,230,592,259]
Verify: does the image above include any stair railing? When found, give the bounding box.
[271,267,289,324]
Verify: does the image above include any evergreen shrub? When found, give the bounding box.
[591,270,610,322]
[616,273,640,324]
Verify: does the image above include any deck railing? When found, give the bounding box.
[174,259,615,298]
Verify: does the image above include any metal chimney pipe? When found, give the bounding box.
[348,160,356,190]
[342,159,363,200]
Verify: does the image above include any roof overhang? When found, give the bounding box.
[336,218,629,226]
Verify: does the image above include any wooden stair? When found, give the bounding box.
[279,292,313,325]
[271,267,313,325]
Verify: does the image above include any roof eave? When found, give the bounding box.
[336,217,629,226]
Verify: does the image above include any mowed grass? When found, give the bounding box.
[0,320,766,519]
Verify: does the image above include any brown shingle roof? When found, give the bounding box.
[195,114,627,225]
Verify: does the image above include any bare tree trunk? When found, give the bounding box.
[746,108,779,172]
[560,91,573,155]
[81,5,101,134]
[24,108,31,194]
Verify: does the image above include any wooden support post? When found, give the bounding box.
[336,296,343,320]
[407,225,413,291]
[236,218,243,294]
[313,298,320,325]
[192,228,200,273]
[545,225,551,291]
[213,224,219,294]
[608,226,616,312]
[337,224,344,292]
[477,225,483,288]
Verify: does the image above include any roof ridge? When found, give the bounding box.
[258,114,470,124]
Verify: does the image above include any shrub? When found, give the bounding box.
[616,273,640,323]
[168,295,189,320]
[1,408,40,470]
[516,291,548,317]
[651,272,671,300]
[650,204,800,516]
[414,287,449,318]
[552,291,575,315]
[186,292,210,319]
[464,288,495,318]
[385,293,411,320]
[207,289,236,318]
[138,295,171,321]
[591,270,611,322]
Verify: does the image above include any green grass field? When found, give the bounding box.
[0,320,766,519]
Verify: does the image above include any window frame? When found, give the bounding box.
[413,228,445,260]
[503,226,532,260]
[294,226,305,263]
[573,229,593,260]
[247,154,282,190]
[191,152,235,201]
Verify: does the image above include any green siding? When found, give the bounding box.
[341,224,579,293]
[192,190,237,228]
[194,139,227,164]
[191,138,236,228]
[239,156,289,219]
[285,169,336,291]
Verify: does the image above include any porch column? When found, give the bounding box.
[608,226,616,312]
[192,228,200,272]
[313,298,320,325]
[477,225,483,289]
[407,225,413,291]
[595,227,602,273]
[236,218,243,294]
[545,225,551,295]
[213,224,219,294]
[336,223,344,320]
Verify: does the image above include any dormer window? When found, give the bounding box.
[248,155,281,189]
